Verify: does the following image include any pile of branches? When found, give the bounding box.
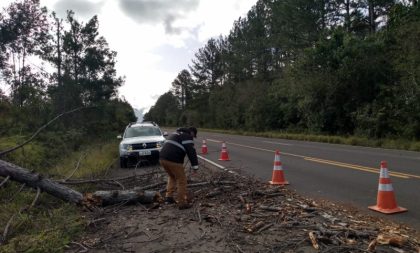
[78,165,420,253]
[190,172,419,252]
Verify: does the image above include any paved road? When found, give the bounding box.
[195,131,420,231]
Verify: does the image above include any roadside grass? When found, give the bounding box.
[0,136,46,170]
[51,141,119,179]
[0,138,119,253]
[0,192,83,253]
[199,128,420,152]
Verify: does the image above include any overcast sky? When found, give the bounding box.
[1,0,257,114]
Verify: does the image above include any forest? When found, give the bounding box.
[145,0,420,143]
[0,0,136,252]
[0,0,136,168]
[0,1,136,250]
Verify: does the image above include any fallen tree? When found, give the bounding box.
[0,159,161,206]
[0,159,83,204]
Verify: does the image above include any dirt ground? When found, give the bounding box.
[66,162,420,253]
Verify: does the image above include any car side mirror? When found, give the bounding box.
[117,135,122,139]
[163,132,168,137]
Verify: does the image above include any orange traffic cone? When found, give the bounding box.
[368,161,407,214]
[218,141,230,161]
[201,140,208,155]
[269,150,289,185]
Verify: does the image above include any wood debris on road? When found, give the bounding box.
[68,164,420,253]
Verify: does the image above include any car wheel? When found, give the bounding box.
[120,157,128,168]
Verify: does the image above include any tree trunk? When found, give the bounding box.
[368,0,376,33]
[345,0,351,32]
[56,18,62,86]
[90,190,160,206]
[0,159,83,204]
[0,159,161,206]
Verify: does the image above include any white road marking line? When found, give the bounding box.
[197,155,240,176]
[198,155,225,170]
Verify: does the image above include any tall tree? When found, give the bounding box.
[1,0,50,107]
[171,69,195,110]
[144,92,180,126]
[50,11,123,112]
[46,12,64,87]
[190,36,226,90]
[354,0,396,34]
[0,11,8,70]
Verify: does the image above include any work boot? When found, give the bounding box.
[164,197,176,204]
[178,203,192,210]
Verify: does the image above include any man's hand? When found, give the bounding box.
[191,165,199,176]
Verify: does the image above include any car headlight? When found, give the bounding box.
[121,144,132,151]
[156,141,164,148]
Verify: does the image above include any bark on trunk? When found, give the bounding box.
[368,1,376,33]
[0,159,161,207]
[90,190,160,206]
[345,0,350,32]
[0,159,83,204]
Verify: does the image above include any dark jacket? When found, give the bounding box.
[159,128,198,166]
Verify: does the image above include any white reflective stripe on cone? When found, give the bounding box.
[378,183,393,191]
[380,168,389,178]
[273,166,283,171]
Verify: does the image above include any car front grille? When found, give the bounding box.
[131,142,157,150]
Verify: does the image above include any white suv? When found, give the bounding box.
[118,122,167,168]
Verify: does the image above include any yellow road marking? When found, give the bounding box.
[304,157,408,179]
[304,157,420,179]
[205,138,418,180]
[226,142,276,153]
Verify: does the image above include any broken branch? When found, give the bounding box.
[0,107,92,156]
[0,176,10,187]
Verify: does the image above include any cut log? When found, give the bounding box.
[87,190,161,206]
[0,159,162,207]
[0,159,83,204]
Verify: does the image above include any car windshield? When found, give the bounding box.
[124,126,162,138]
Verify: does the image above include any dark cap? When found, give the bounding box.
[188,126,197,138]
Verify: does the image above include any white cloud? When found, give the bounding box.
[118,0,200,35]
[54,0,105,18]
[0,0,257,111]
[189,0,252,41]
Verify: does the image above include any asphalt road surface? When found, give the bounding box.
[194,131,420,231]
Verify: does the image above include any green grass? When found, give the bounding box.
[0,193,83,253]
[50,141,119,179]
[0,139,119,253]
[0,136,46,170]
[198,128,420,152]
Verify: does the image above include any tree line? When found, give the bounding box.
[0,0,135,166]
[144,0,420,140]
